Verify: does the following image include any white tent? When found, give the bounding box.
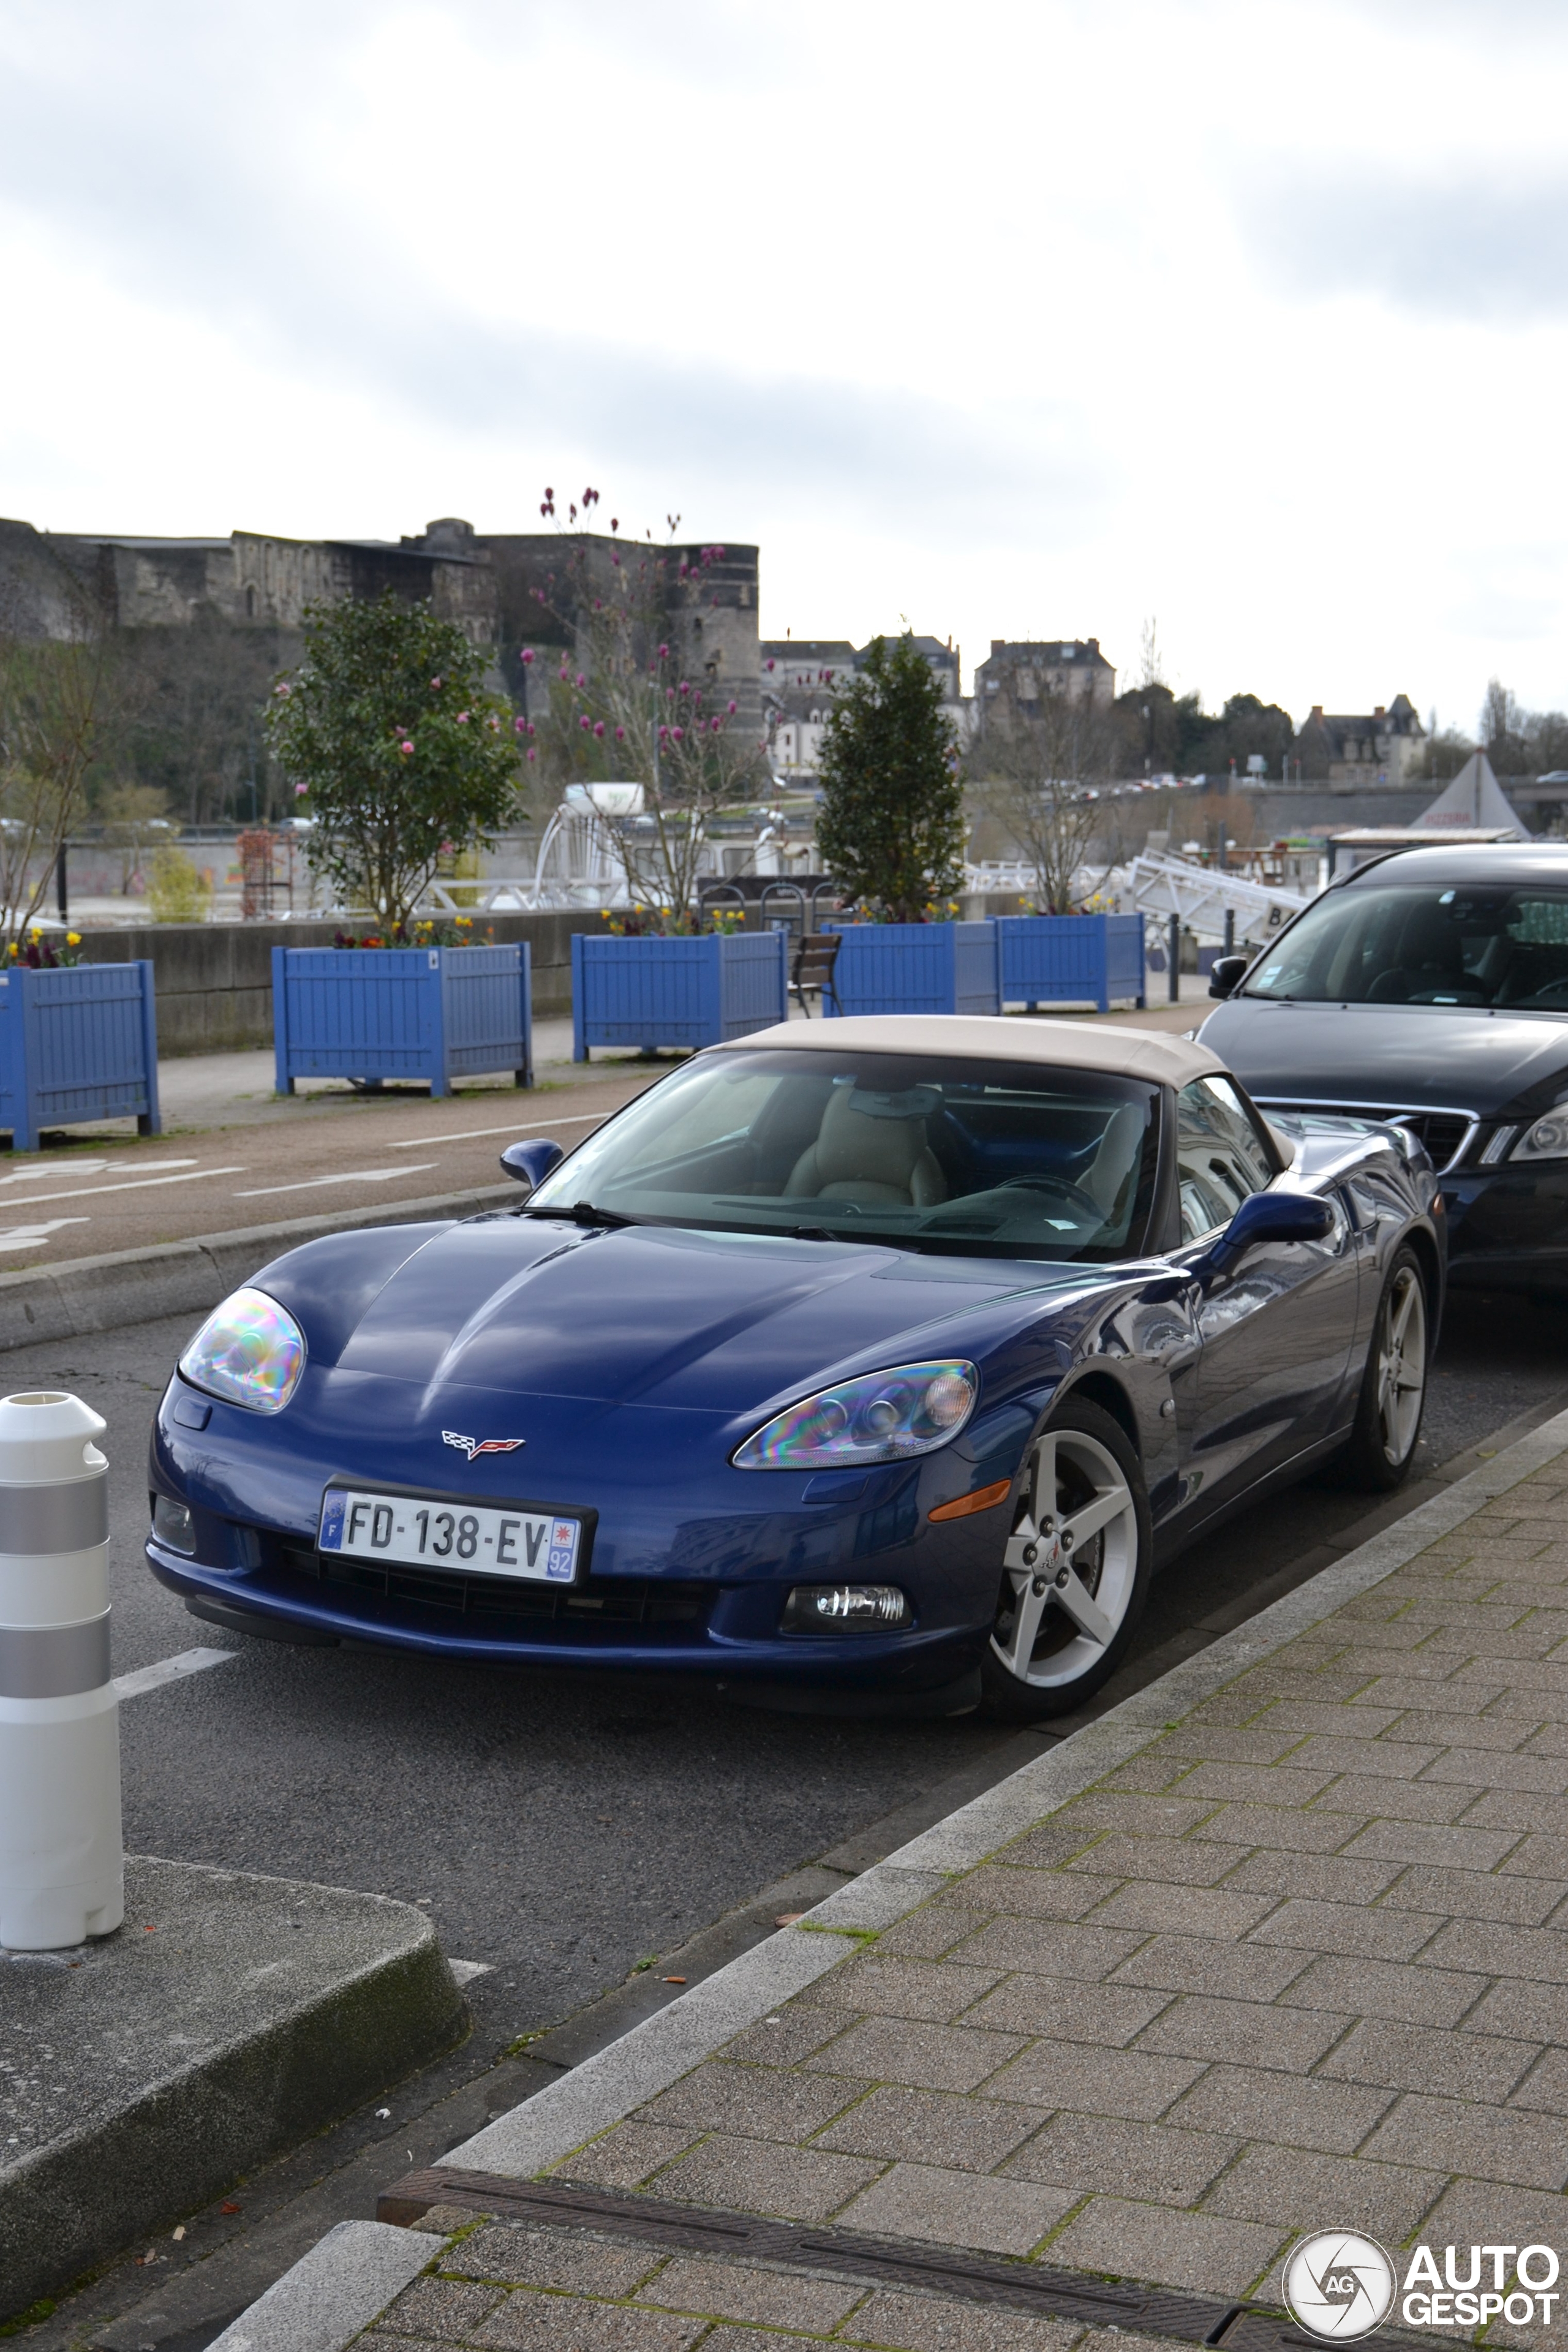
[1416,753,1528,835]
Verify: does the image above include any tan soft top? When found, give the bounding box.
[719,1014,1226,1088]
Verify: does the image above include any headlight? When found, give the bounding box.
[179,1287,306,1414]
[733,1359,978,1469]
[1511,1113,1568,1164]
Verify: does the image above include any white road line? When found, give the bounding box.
[113,1646,238,1701]
[448,1959,494,1985]
[0,1158,198,1188]
[235,1164,439,1199]
[388,1112,610,1150]
[0,1218,90,1250]
[0,1165,245,1212]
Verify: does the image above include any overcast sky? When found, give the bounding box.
[1,0,1564,729]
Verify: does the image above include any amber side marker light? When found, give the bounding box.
[929,1478,1012,1523]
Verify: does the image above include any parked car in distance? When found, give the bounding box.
[148,1015,1442,1722]
[1202,842,1568,1298]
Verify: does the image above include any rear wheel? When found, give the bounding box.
[1337,1245,1429,1491]
[980,1397,1152,1722]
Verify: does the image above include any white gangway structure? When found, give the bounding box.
[965,850,1311,946]
[1115,849,1310,944]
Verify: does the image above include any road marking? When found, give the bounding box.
[388,1112,611,1149]
[113,1646,238,1701]
[0,1166,245,1211]
[448,1959,493,1984]
[0,1218,90,1251]
[0,1157,198,1188]
[234,1164,439,1199]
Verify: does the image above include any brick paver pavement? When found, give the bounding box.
[284,1442,1568,2352]
[360,1451,1568,2348]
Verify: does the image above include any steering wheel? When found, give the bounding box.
[1523,979,1568,1008]
[992,1174,1104,1221]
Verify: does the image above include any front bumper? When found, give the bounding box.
[1442,1164,1568,1295]
[146,1378,1028,1698]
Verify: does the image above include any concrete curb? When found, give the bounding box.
[0,1857,469,2318]
[444,1396,1568,2181]
[201,2220,437,2352]
[0,1185,514,1355]
[449,1921,865,2183]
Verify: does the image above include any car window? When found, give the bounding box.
[1176,1076,1272,1244]
[1245,883,1568,1010]
[526,1048,1163,1262]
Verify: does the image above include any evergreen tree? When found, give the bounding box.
[815,634,965,922]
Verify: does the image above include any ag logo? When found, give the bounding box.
[1283,2231,1397,2340]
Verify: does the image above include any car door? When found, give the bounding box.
[1173,1076,1360,1518]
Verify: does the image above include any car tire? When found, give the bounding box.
[1336,1245,1430,1493]
[979,1396,1153,1723]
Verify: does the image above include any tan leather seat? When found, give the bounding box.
[785,1087,948,1209]
[1082,1101,1145,1216]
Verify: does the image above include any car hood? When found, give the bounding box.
[257,1215,1098,1417]
[1199,998,1568,1118]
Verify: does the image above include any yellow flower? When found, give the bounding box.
[66,932,81,946]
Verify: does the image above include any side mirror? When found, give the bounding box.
[500,1138,566,1191]
[1208,954,1250,1000]
[1199,1188,1333,1280]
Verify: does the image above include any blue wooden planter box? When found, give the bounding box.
[273,944,533,1097]
[0,962,160,1153]
[823,922,1001,1017]
[572,931,788,1059]
[997,913,1146,1012]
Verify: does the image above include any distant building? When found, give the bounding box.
[974,638,1116,715]
[0,517,763,731]
[761,633,964,775]
[0,517,496,644]
[1292,695,1427,786]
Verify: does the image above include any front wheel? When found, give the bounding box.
[980,1396,1152,1722]
[1336,1245,1429,1491]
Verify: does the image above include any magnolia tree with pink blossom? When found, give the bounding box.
[523,491,769,930]
[264,594,521,933]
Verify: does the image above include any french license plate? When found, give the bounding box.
[318,1488,581,1583]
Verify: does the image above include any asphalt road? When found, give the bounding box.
[0,1067,650,1273]
[17,1280,1568,2350]
[47,1281,1568,2026]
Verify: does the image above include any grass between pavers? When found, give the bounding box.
[518,1452,1568,2334]
[370,2215,1194,2351]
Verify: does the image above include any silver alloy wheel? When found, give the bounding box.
[1376,1262,1427,1466]
[990,1425,1140,1691]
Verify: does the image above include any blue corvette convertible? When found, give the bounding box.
[146,1016,1442,1719]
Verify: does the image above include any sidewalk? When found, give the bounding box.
[233,1402,1568,2351]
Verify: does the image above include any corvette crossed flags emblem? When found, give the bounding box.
[442,1431,526,1461]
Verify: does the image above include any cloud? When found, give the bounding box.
[1244,166,1568,323]
[0,6,1120,552]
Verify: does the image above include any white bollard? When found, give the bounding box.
[0,1390,123,1950]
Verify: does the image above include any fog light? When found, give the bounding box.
[153,1494,195,1553]
[782,1583,912,1631]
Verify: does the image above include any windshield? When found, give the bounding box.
[1246,882,1568,1011]
[529,1048,1161,1261]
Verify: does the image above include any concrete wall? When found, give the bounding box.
[79,911,614,1056]
[1237,783,1446,832]
[81,899,1028,1056]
